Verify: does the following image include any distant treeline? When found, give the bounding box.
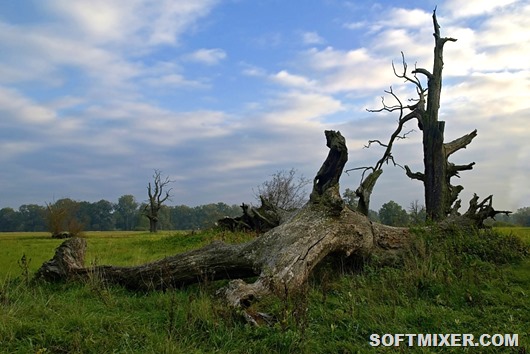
[1,195,528,233]
[0,195,242,232]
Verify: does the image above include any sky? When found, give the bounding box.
[1,0,529,212]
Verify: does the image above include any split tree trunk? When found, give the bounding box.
[36,131,411,307]
[419,12,457,221]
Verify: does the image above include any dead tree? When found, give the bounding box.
[143,170,172,233]
[219,169,309,233]
[255,168,310,211]
[217,197,280,233]
[349,9,507,223]
[346,85,418,216]
[36,131,412,310]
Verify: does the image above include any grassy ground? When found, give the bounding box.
[0,227,528,353]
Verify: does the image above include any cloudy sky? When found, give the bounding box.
[1,0,529,212]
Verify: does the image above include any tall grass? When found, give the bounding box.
[0,227,528,353]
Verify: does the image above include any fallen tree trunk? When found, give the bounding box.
[36,204,409,304]
[36,130,504,309]
[35,131,411,307]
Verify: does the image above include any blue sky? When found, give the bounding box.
[1,0,529,212]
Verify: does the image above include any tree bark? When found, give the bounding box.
[419,12,457,221]
[36,204,410,304]
[36,131,412,308]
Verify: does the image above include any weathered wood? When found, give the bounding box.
[36,204,411,303]
[217,196,287,233]
[36,130,412,309]
[35,237,87,281]
[309,130,348,215]
[355,169,383,216]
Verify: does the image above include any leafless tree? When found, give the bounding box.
[143,170,173,233]
[254,168,310,211]
[45,199,84,238]
[348,9,508,222]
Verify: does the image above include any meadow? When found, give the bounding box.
[0,227,528,353]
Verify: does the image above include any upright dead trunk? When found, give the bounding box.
[148,217,158,233]
[143,170,172,233]
[420,12,456,221]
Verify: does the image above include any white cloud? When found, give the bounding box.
[343,21,367,30]
[0,142,41,162]
[86,101,233,147]
[298,47,398,93]
[446,0,520,18]
[302,31,325,45]
[442,71,530,117]
[45,0,219,47]
[378,8,432,29]
[184,48,227,65]
[144,73,208,89]
[306,46,371,69]
[241,64,267,77]
[271,71,317,89]
[262,91,344,127]
[0,20,140,90]
[479,2,530,47]
[0,87,56,124]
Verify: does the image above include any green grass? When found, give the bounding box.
[496,226,530,244]
[0,227,529,353]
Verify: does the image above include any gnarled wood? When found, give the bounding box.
[217,196,288,233]
[36,130,412,309]
[36,205,411,304]
[309,130,348,214]
[36,127,499,314]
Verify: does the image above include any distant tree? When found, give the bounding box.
[18,204,47,231]
[493,212,513,226]
[170,203,241,230]
[171,205,195,230]
[342,188,358,211]
[513,207,530,226]
[196,203,242,229]
[255,168,310,210]
[46,198,84,237]
[368,209,380,223]
[143,170,173,233]
[0,207,20,232]
[379,200,409,226]
[76,201,93,230]
[136,204,150,231]
[157,205,172,231]
[115,195,139,231]
[90,200,115,231]
[408,200,427,225]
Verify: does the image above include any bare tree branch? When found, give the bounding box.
[447,162,476,178]
[404,165,425,181]
[444,129,478,157]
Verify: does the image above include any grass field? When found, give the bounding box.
[0,227,529,353]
